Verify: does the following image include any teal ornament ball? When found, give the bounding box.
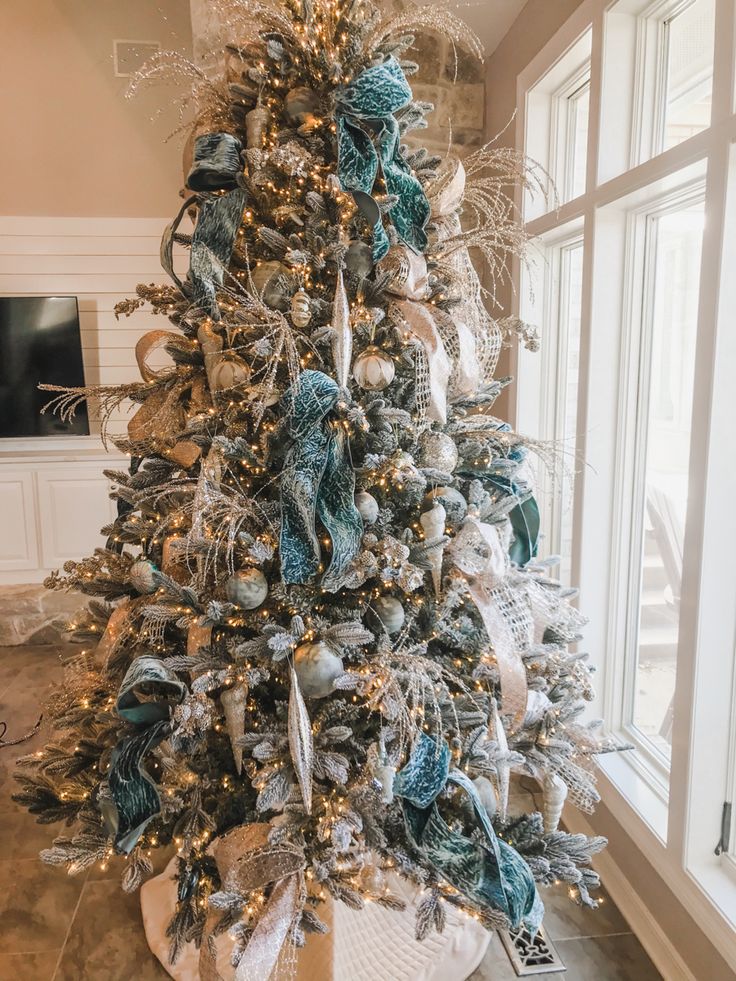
[226,568,268,609]
[294,642,344,698]
[424,486,467,528]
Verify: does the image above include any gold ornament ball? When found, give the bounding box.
[352,346,395,391]
[294,642,344,698]
[290,289,311,328]
[210,357,251,392]
[226,568,268,609]
[129,558,157,594]
[419,431,459,473]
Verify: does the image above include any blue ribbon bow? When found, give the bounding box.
[103,656,186,855]
[394,733,543,933]
[279,370,363,591]
[168,131,247,321]
[336,57,430,262]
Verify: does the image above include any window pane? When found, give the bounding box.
[556,242,584,583]
[569,83,590,199]
[632,200,705,757]
[662,0,715,151]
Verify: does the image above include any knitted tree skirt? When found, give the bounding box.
[141,856,491,981]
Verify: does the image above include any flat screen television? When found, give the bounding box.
[0,296,89,437]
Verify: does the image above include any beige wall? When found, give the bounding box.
[485,0,586,418]
[0,1,192,218]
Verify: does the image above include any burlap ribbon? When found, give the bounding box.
[127,329,206,468]
[199,824,306,981]
[449,517,528,727]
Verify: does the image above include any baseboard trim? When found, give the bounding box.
[564,808,696,981]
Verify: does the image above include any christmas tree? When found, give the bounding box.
[15,0,618,974]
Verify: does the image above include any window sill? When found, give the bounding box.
[597,746,668,844]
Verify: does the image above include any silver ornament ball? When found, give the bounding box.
[354,490,379,525]
[129,558,157,594]
[352,346,395,391]
[419,431,459,473]
[373,596,405,635]
[226,568,269,609]
[294,642,344,698]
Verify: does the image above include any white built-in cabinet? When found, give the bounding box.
[0,214,182,585]
[0,437,123,583]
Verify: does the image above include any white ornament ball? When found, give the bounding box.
[473,775,497,820]
[294,642,344,698]
[374,596,405,635]
[129,558,157,594]
[352,346,395,391]
[226,568,268,609]
[210,357,251,392]
[290,289,311,328]
[419,432,459,473]
[424,486,467,527]
[375,762,396,804]
[524,690,553,726]
[354,490,379,525]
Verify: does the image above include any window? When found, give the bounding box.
[524,31,592,219]
[660,0,716,151]
[515,0,736,955]
[517,231,584,585]
[625,189,705,762]
[599,0,716,182]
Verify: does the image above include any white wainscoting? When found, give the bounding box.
[0,215,186,584]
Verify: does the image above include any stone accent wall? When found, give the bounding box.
[0,586,83,646]
[407,35,485,155]
[187,1,486,154]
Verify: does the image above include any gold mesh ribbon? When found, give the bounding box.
[199,824,306,981]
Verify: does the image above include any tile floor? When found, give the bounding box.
[0,646,662,980]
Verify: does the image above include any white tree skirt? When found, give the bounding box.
[141,856,490,981]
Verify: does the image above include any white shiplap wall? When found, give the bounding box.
[0,215,188,437]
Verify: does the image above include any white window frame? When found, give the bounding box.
[513,0,736,965]
[517,225,585,580]
[612,176,706,781]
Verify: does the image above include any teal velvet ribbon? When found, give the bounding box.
[279,370,363,591]
[394,733,543,933]
[184,132,246,320]
[485,474,540,568]
[103,657,186,855]
[335,56,430,262]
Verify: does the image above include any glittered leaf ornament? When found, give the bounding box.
[288,668,314,814]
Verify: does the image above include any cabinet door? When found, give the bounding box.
[36,465,116,569]
[0,469,39,571]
